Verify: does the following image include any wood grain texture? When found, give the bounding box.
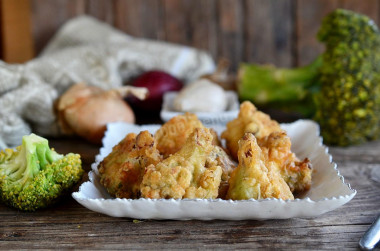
[31,0,86,54]
[0,135,379,249]
[27,0,380,69]
[217,0,244,71]
[114,0,164,40]
[295,0,339,66]
[85,0,114,25]
[162,0,193,46]
[244,0,294,67]
[182,0,218,58]
[340,0,379,23]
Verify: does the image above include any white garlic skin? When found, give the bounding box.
[173,79,227,112]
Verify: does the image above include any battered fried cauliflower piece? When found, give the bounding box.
[141,128,222,199]
[226,133,294,200]
[221,101,283,160]
[98,131,162,199]
[155,113,204,158]
[257,132,312,194]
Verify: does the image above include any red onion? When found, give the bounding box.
[129,70,183,111]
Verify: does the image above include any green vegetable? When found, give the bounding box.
[238,56,322,117]
[238,9,380,146]
[315,9,380,146]
[0,134,83,211]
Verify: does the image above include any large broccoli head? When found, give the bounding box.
[315,9,380,145]
[0,134,83,211]
[237,9,380,146]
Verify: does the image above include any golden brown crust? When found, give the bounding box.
[226,133,294,200]
[257,132,312,194]
[210,128,222,147]
[206,146,236,199]
[221,101,283,161]
[154,113,204,158]
[98,130,162,199]
[141,128,222,199]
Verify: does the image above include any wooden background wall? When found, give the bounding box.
[30,0,380,71]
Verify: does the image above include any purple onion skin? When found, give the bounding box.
[129,70,183,111]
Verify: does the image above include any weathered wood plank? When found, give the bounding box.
[217,0,244,71]
[31,0,86,54]
[161,0,219,59]
[162,0,192,45]
[186,0,218,58]
[340,0,379,23]
[28,1,380,68]
[244,0,295,67]
[114,0,164,40]
[85,0,114,25]
[295,0,339,66]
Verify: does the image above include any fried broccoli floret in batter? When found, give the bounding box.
[206,146,236,199]
[98,131,162,199]
[222,102,311,196]
[226,133,294,200]
[221,101,283,160]
[141,128,222,199]
[0,134,83,211]
[257,132,312,194]
[155,113,204,158]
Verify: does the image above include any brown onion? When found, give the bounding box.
[56,83,147,144]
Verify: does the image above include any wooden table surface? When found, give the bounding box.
[1,124,379,249]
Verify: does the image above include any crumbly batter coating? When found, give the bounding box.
[226,133,294,200]
[258,132,312,194]
[155,113,204,158]
[98,131,162,198]
[141,128,222,199]
[221,101,283,161]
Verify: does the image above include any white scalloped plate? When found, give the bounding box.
[72,120,356,220]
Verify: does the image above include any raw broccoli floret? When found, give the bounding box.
[0,134,83,211]
[314,9,380,146]
[238,9,380,146]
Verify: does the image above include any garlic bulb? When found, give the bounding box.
[173,79,227,112]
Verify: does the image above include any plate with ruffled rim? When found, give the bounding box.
[72,120,356,220]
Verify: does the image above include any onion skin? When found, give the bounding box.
[57,83,136,144]
[129,71,183,111]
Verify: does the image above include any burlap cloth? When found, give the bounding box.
[0,16,215,149]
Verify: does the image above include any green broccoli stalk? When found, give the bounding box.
[238,9,380,146]
[0,134,83,211]
[238,56,322,117]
